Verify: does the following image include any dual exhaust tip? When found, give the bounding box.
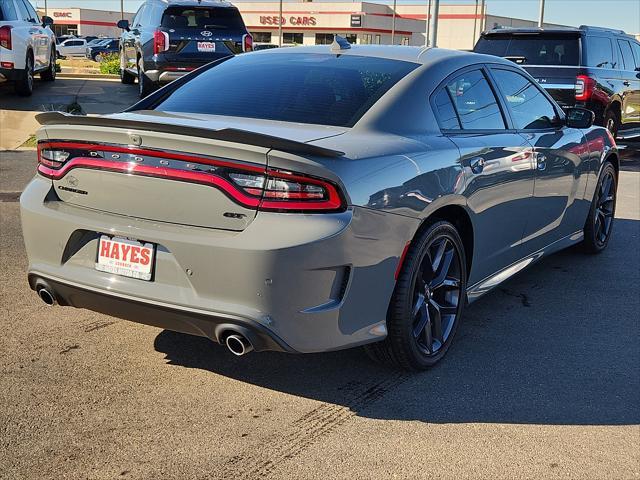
[35,282,254,356]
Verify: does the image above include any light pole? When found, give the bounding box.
[538,0,545,27]
[480,0,486,32]
[391,0,397,45]
[425,0,432,46]
[120,0,124,20]
[278,0,283,47]
[428,0,439,48]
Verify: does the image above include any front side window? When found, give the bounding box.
[21,0,39,22]
[152,53,419,127]
[585,37,616,68]
[15,0,31,22]
[492,69,559,130]
[444,69,505,130]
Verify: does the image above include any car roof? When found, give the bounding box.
[255,44,516,67]
[482,25,628,36]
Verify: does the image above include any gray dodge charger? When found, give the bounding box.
[20,41,618,370]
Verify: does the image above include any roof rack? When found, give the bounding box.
[579,25,626,35]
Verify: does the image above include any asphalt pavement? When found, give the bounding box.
[0,146,638,479]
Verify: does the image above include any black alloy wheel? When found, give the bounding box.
[365,221,467,370]
[583,161,617,253]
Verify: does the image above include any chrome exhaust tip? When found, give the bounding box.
[225,334,254,356]
[37,287,56,306]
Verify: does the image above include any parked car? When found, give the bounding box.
[86,38,118,62]
[56,34,76,44]
[254,43,278,51]
[56,37,87,58]
[117,0,253,98]
[0,0,56,95]
[474,25,640,139]
[22,44,618,370]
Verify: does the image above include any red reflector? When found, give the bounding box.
[0,61,13,69]
[395,242,411,280]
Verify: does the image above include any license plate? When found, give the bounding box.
[95,235,155,281]
[197,41,215,52]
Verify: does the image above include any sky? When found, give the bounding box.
[28,0,640,34]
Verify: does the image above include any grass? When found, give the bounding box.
[58,58,99,70]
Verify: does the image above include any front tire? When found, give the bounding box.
[15,53,34,96]
[40,48,56,82]
[366,221,467,370]
[582,161,617,253]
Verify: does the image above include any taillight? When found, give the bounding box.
[243,33,253,52]
[0,25,12,50]
[229,169,344,212]
[153,30,169,55]
[575,75,596,102]
[36,141,346,213]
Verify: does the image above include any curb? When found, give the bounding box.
[57,73,119,79]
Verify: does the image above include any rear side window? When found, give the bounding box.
[433,89,461,130]
[443,69,505,130]
[153,53,419,128]
[585,37,616,68]
[492,69,559,130]
[617,39,636,70]
[475,35,580,66]
[0,0,18,21]
[161,6,245,30]
[632,42,640,67]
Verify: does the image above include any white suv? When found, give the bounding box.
[0,0,56,96]
[56,37,87,58]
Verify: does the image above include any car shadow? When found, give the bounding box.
[154,218,639,426]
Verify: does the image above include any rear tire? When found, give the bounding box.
[582,161,617,253]
[15,52,34,96]
[40,48,56,82]
[120,51,136,84]
[137,58,155,98]
[366,221,467,371]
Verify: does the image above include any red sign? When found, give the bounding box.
[53,12,72,18]
[259,16,316,26]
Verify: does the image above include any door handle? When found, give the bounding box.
[470,157,485,174]
[535,153,547,171]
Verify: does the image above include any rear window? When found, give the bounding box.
[153,53,419,128]
[475,34,580,66]
[161,6,245,30]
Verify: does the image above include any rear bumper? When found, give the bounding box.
[0,67,17,82]
[145,69,193,83]
[21,176,419,353]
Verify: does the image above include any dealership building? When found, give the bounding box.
[36,8,134,38]
[37,2,568,49]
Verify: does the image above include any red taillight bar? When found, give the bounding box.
[575,75,596,102]
[153,30,169,55]
[243,33,253,52]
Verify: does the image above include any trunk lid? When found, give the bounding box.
[521,65,580,108]
[38,112,347,231]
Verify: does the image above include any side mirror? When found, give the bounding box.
[117,19,130,31]
[566,107,595,129]
[42,16,53,27]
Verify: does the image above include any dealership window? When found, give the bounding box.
[54,25,78,37]
[401,36,410,46]
[361,34,372,45]
[315,33,333,45]
[283,32,303,45]
[252,32,271,43]
[345,34,357,44]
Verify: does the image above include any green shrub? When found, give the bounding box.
[99,53,120,75]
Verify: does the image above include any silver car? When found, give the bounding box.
[21,42,618,370]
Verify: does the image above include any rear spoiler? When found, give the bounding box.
[35,111,345,158]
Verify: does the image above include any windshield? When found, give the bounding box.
[152,53,419,127]
[161,6,245,30]
[475,34,580,66]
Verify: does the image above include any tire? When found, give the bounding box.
[137,58,155,98]
[604,108,620,139]
[14,52,34,96]
[120,51,136,84]
[365,221,467,370]
[40,48,56,82]
[94,53,103,63]
[582,161,617,253]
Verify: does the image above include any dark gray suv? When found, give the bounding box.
[117,0,252,97]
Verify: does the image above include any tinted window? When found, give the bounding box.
[161,6,245,30]
[445,70,505,130]
[0,0,18,21]
[632,42,640,67]
[492,69,559,129]
[617,39,636,70]
[433,88,461,130]
[585,37,616,68]
[20,0,38,22]
[475,34,580,66]
[153,53,419,128]
[14,0,31,21]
